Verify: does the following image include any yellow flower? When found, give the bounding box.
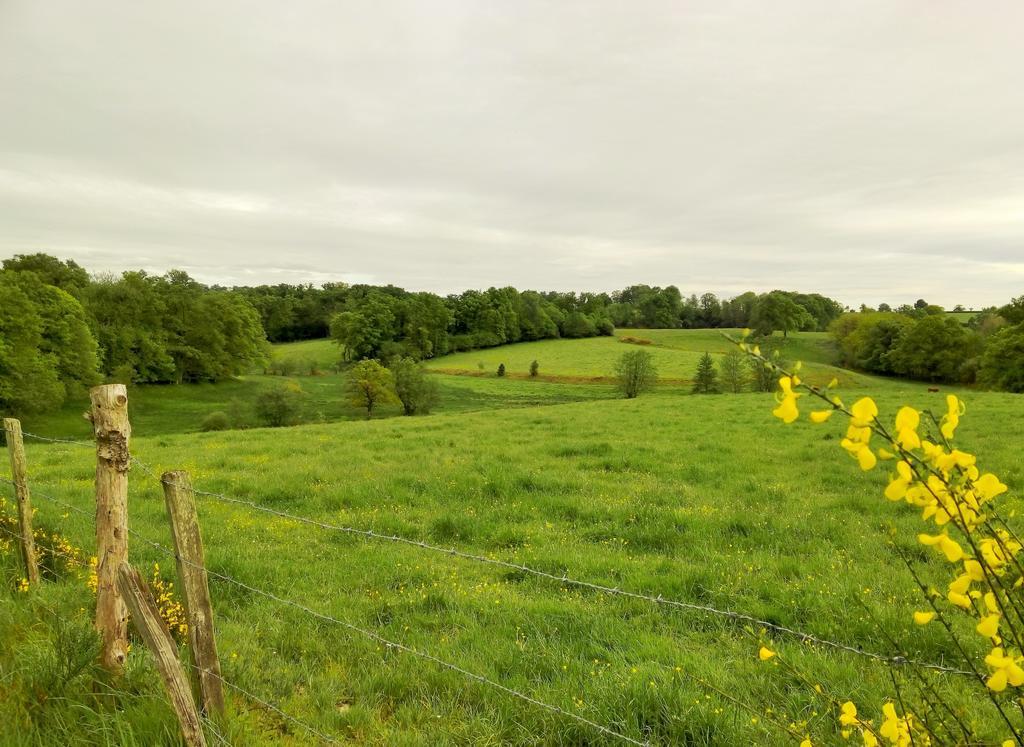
[913,611,935,625]
[884,461,914,502]
[977,615,1000,639]
[918,532,964,563]
[772,377,801,424]
[974,473,1008,504]
[809,409,834,423]
[941,394,963,439]
[850,397,878,427]
[894,406,921,450]
[985,647,1024,691]
[839,701,858,726]
[758,646,776,661]
[17,578,29,593]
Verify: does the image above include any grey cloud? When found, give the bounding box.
[1,0,1023,308]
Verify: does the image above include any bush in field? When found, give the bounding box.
[719,350,746,393]
[254,383,304,427]
[529,360,539,377]
[497,363,506,377]
[391,357,439,415]
[345,359,396,419]
[614,350,657,399]
[199,411,230,432]
[692,352,720,394]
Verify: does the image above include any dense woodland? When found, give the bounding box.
[2,252,1024,417]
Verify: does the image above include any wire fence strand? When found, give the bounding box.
[124,462,974,677]
[7,477,651,746]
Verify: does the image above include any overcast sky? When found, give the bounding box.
[2,2,1022,307]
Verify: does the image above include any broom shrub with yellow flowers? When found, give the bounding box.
[732,328,1024,746]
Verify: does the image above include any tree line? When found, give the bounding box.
[830,298,1024,390]
[244,283,845,360]
[1,254,268,414]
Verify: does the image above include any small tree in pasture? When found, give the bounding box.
[346,359,397,419]
[614,350,657,399]
[529,360,539,377]
[719,350,746,393]
[692,352,720,394]
[391,357,439,415]
[749,344,785,392]
[497,363,506,377]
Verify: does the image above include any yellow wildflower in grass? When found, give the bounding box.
[150,563,188,642]
[912,611,935,625]
[758,646,776,661]
[17,577,29,593]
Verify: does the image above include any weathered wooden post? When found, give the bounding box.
[3,418,40,586]
[162,469,225,715]
[118,562,208,747]
[87,384,131,673]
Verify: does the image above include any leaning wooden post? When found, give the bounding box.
[3,418,40,586]
[162,470,225,716]
[118,562,208,747]
[87,384,131,673]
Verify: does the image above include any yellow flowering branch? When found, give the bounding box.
[728,329,1024,744]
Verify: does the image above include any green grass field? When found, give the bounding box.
[2,331,1022,745]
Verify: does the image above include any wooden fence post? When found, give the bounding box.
[118,562,208,747]
[162,470,225,716]
[88,384,131,673]
[3,418,40,586]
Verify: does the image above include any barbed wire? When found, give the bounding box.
[15,429,94,449]
[123,463,975,677]
[10,477,651,747]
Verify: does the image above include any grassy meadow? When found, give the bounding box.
[2,330,1023,745]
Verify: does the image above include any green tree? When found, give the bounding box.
[692,352,720,394]
[346,359,396,418]
[330,291,398,362]
[750,291,814,338]
[614,350,657,398]
[719,350,746,393]
[529,360,539,377]
[886,315,981,383]
[0,275,62,414]
[977,323,1024,392]
[391,357,439,415]
[2,253,90,296]
[497,363,506,377]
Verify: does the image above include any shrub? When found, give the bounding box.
[619,336,653,345]
[614,350,657,398]
[199,411,230,432]
[529,360,539,377]
[497,363,506,377]
[254,384,303,427]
